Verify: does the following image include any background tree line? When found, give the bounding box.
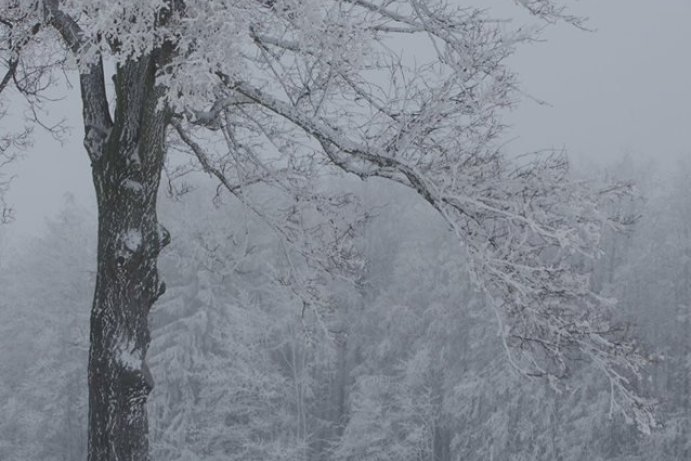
[1,154,689,460]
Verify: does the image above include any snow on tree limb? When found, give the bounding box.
[3,0,655,431]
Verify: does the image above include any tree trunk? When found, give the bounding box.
[86,56,170,461]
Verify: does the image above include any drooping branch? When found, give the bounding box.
[227,81,440,206]
[171,119,251,195]
[200,75,655,430]
[172,116,368,313]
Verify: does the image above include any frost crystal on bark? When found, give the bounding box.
[121,229,143,253]
[115,337,143,370]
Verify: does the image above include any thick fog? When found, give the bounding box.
[1,1,690,460]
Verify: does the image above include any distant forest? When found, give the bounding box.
[2,156,690,460]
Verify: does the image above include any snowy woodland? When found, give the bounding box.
[4,159,691,460]
[0,0,687,460]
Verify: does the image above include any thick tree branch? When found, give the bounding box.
[79,57,113,162]
[229,81,440,209]
[0,59,18,95]
[171,119,260,195]
[42,0,83,53]
[43,0,112,161]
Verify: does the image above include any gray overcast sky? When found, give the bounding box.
[501,0,691,165]
[4,0,691,237]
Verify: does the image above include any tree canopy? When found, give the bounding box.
[0,1,656,457]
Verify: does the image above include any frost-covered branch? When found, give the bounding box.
[187,0,646,428]
[172,117,367,319]
[5,0,653,432]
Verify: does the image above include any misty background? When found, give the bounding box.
[2,1,691,460]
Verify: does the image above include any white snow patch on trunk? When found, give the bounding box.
[115,337,143,370]
[122,229,143,252]
[122,179,144,193]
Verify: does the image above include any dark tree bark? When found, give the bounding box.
[86,56,170,461]
[43,3,178,458]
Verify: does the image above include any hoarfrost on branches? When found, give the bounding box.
[4,0,656,434]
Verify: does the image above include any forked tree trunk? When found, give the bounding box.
[85,55,170,461]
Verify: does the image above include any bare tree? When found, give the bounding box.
[1,0,653,459]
